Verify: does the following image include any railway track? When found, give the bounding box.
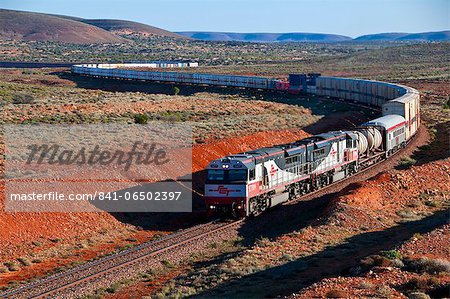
[0,219,243,299]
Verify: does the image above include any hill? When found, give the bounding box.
[177,32,352,42]
[78,19,186,38]
[0,9,125,44]
[355,30,450,41]
[0,9,186,44]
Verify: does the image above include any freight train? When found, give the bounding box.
[71,63,420,217]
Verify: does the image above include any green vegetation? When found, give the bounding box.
[405,257,450,274]
[398,156,417,168]
[4,261,20,271]
[381,249,402,260]
[17,257,32,266]
[133,113,149,124]
[443,97,450,110]
[12,92,35,104]
[173,86,180,96]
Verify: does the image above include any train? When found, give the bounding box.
[71,63,420,217]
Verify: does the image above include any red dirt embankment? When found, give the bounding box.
[294,158,450,299]
[323,159,449,230]
[0,129,308,284]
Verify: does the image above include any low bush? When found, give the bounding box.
[408,292,431,299]
[31,241,43,247]
[398,157,417,168]
[133,113,149,124]
[161,259,174,268]
[406,276,440,291]
[255,237,272,248]
[4,261,20,271]
[406,257,450,274]
[326,289,348,298]
[381,249,402,260]
[105,283,121,294]
[12,92,35,104]
[360,255,393,270]
[17,257,32,266]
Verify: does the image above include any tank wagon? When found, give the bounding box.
[71,64,420,217]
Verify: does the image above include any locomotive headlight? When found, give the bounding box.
[210,205,216,209]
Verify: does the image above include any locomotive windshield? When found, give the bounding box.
[207,170,225,181]
[227,170,247,181]
[207,169,247,182]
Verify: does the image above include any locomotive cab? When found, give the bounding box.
[204,156,253,217]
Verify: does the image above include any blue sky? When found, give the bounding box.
[1,0,448,37]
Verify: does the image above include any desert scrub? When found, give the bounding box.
[254,237,272,248]
[405,257,450,274]
[4,261,20,271]
[326,289,349,298]
[12,92,35,104]
[442,97,450,110]
[17,257,32,266]
[133,113,149,124]
[161,259,174,268]
[32,240,43,247]
[381,249,402,260]
[398,156,417,168]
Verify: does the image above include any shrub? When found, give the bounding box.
[406,276,440,291]
[133,113,149,124]
[173,86,180,96]
[161,259,174,268]
[359,282,373,289]
[408,292,431,299]
[326,289,348,298]
[105,283,121,294]
[255,237,271,248]
[443,97,450,110]
[4,261,20,271]
[17,257,32,266]
[398,157,417,168]
[32,241,43,247]
[12,92,35,104]
[406,257,450,274]
[360,255,392,270]
[376,286,392,298]
[381,250,402,260]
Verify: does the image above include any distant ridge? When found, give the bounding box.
[355,31,450,41]
[179,30,450,42]
[177,32,352,42]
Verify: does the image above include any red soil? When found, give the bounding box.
[293,158,450,298]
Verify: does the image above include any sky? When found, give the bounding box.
[1,0,448,37]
